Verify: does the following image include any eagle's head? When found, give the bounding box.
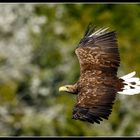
[59,85,77,94]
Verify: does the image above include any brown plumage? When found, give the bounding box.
[72,23,122,124]
[59,23,140,124]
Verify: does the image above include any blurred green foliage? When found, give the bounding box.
[0,4,140,136]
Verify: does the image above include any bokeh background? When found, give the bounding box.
[0,4,140,136]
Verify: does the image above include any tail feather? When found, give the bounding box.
[118,71,140,95]
[120,71,136,80]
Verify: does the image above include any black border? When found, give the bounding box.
[0,1,139,3]
[0,1,139,139]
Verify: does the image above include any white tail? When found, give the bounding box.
[118,71,140,95]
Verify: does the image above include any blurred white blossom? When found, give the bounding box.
[0,4,46,81]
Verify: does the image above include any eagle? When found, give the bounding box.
[59,23,140,124]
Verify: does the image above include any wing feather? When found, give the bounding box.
[72,83,116,124]
[72,24,119,124]
[76,25,120,75]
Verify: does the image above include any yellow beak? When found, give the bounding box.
[59,86,67,92]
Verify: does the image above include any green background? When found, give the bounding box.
[0,4,140,136]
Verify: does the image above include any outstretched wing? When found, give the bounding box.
[72,24,120,124]
[75,23,120,75]
[72,77,117,124]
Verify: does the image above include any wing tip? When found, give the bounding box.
[78,23,117,48]
[89,27,110,37]
[72,106,111,124]
[83,22,116,38]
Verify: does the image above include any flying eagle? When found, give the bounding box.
[59,23,140,124]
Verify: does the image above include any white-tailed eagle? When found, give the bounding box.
[59,23,140,124]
